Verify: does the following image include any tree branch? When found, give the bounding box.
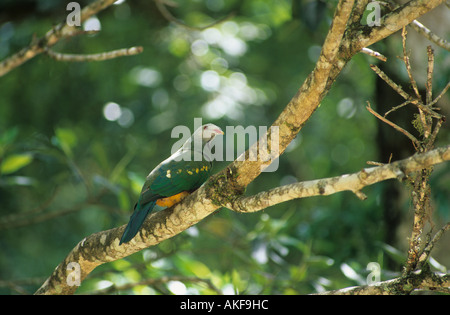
[366,101,421,149]
[226,145,450,213]
[340,0,446,60]
[416,223,450,271]
[46,46,143,62]
[153,0,235,30]
[316,269,450,295]
[0,0,138,76]
[410,20,450,51]
[360,47,387,62]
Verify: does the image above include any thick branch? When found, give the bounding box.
[341,0,446,57]
[381,0,450,51]
[227,145,450,213]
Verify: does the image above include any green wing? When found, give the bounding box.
[139,149,212,204]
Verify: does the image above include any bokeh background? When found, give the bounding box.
[0,0,449,294]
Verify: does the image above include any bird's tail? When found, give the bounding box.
[119,201,156,245]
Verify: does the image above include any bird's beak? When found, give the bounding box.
[215,128,224,135]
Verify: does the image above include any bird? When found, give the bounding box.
[119,123,224,244]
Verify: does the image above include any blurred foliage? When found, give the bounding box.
[0,0,449,295]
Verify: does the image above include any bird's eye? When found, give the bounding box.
[203,126,207,130]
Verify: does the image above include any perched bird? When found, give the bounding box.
[119,124,224,244]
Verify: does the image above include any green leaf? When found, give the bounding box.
[54,128,78,157]
[1,153,33,175]
[231,269,243,294]
[188,260,212,278]
[174,255,212,278]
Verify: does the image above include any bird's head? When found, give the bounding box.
[180,123,224,154]
[200,123,224,142]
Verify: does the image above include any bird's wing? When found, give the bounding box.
[139,150,212,205]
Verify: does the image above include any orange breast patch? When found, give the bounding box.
[156,191,190,207]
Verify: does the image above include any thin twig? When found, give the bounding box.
[370,64,412,101]
[427,117,444,150]
[401,27,430,138]
[361,47,387,62]
[46,46,143,62]
[421,45,435,138]
[154,0,235,31]
[426,46,434,105]
[416,223,450,270]
[366,101,421,148]
[384,100,412,117]
[370,64,443,120]
[402,27,421,100]
[366,161,385,166]
[410,20,450,51]
[428,82,450,107]
[366,153,393,166]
